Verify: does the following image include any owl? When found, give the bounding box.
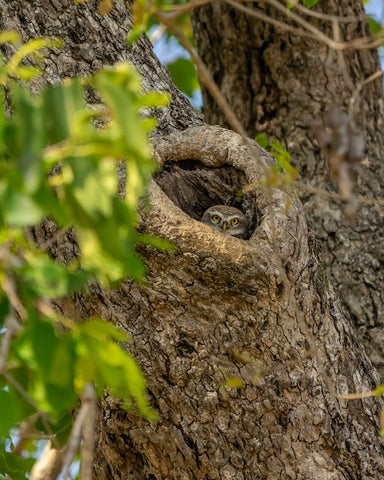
[201,205,247,239]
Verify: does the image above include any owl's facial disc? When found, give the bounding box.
[201,206,247,239]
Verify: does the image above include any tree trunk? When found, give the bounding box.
[191,0,384,375]
[2,0,384,478]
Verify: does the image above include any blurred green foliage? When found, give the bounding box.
[0,32,166,478]
[167,57,199,97]
[255,133,299,188]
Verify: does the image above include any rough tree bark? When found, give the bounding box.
[191,0,384,374]
[2,0,384,478]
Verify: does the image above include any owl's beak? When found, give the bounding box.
[222,222,228,233]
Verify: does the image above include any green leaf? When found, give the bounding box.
[92,64,151,159]
[0,57,163,455]
[138,233,175,252]
[42,84,71,144]
[127,26,144,46]
[77,227,146,285]
[0,31,21,45]
[0,389,21,437]
[223,376,244,389]
[0,445,33,480]
[12,65,42,81]
[255,133,269,149]
[5,85,44,178]
[71,158,117,217]
[21,254,88,298]
[167,58,199,97]
[74,319,155,419]
[375,385,384,397]
[270,140,299,179]
[136,91,170,108]
[5,38,63,78]
[49,411,74,446]
[0,190,44,227]
[367,17,383,35]
[22,317,77,416]
[302,0,319,7]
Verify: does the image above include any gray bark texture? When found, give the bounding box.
[2,0,384,478]
[191,0,384,375]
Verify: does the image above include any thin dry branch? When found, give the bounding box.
[154,7,268,173]
[3,371,40,410]
[154,9,249,139]
[225,0,319,42]
[294,181,384,209]
[0,313,21,373]
[61,384,97,480]
[242,179,384,209]
[1,274,27,321]
[290,1,369,23]
[79,384,97,480]
[338,390,376,400]
[227,0,384,51]
[349,69,384,120]
[263,0,381,50]
[166,0,212,21]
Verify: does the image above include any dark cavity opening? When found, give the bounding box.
[154,160,259,239]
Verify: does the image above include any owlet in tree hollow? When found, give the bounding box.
[201,205,247,239]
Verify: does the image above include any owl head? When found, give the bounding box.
[201,205,247,239]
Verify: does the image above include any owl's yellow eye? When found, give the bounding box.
[211,214,221,223]
[230,217,239,226]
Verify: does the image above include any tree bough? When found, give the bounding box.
[67,125,384,479]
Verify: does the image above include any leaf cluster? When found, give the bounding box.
[255,133,299,188]
[0,33,166,478]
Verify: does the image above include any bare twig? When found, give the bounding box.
[61,384,97,480]
[80,384,97,480]
[337,390,376,400]
[166,0,212,21]
[0,313,21,373]
[225,0,319,42]
[154,7,268,173]
[227,0,383,51]
[1,275,27,321]
[290,2,368,24]
[263,0,380,51]
[243,178,384,209]
[332,20,355,92]
[4,375,60,451]
[349,69,384,121]
[154,9,248,138]
[13,417,39,457]
[294,181,384,209]
[3,371,40,410]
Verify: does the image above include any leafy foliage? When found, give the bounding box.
[287,0,319,8]
[367,16,384,34]
[0,33,166,478]
[301,0,319,8]
[255,133,299,188]
[167,57,199,97]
